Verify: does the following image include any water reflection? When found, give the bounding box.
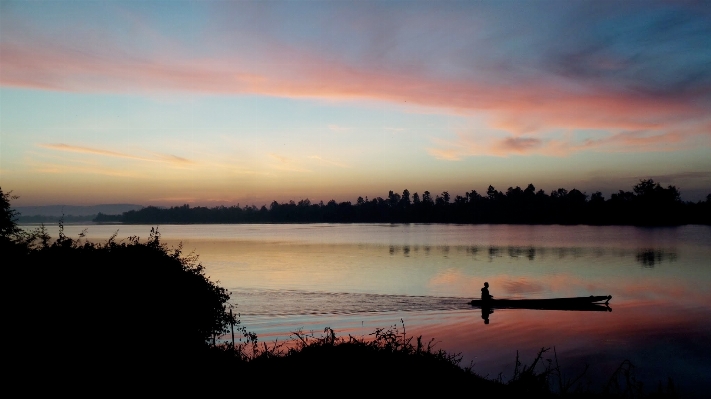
[230,289,472,316]
[503,280,545,296]
[475,304,612,324]
[636,249,678,267]
[481,307,494,324]
[506,246,536,260]
[26,224,711,396]
[378,244,679,266]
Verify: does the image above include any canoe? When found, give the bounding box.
[469,295,612,311]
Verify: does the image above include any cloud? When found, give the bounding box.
[571,130,690,153]
[427,125,707,160]
[3,1,710,158]
[39,143,194,166]
[428,133,551,159]
[269,154,290,164]
[307,155,349,168]
[40,143,147,161]
[327,124,350,133]
[26,157,142,178]
[145,196,197,203]
[268,153,311,173]
[543,5,711,98]
[496,137,543,154]
[647,171,711,181]
[153,153,195,166]
[426,148,466,161]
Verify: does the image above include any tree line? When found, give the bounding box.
[96,179,711,226]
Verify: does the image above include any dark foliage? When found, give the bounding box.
[196,324,678,397]
[236,324,508,395]
[1,188,22,241]
[107,180,710,226]
[3,187,236,391]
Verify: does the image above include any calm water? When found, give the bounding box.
[34,223,711,395]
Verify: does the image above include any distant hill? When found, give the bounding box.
[14,204,143,223]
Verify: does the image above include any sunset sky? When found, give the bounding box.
[1,0,710,206]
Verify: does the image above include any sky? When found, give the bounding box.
[1,0,710,206]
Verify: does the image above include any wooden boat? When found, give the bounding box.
[469,295,612,311]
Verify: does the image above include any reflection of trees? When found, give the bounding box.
[636,249,678,267]
[527,247,535,260]
[376,245,680,267]
[507,247,537,260]
[466,246,479,256]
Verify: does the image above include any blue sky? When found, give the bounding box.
[1,0,709,205]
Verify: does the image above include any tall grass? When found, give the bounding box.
[201,320,678,397]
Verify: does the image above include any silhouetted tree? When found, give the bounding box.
[487,185,498,201]
[567,189,587,204]
[524,184,536,197]
[422,191,433,204]
[590,191,604,203]
[441,191,450,204]
[0,187,21,240]
[551,188,568,198]
[401,189,411,206]
[388,190,401,207]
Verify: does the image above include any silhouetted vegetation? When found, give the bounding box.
[3,187,682,395]
[105,180,710,226]
[3,187,236,390]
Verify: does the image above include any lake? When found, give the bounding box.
[33,223,711,396]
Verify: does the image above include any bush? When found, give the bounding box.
[3,187,236,388]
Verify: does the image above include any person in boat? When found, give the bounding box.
[481,282,493,301]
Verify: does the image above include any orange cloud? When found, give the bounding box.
[40,143,147,160]
[427,148,466,161]
[268,153,312,173]
[39,143,194,165]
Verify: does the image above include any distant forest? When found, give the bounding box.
[95,179,711,226]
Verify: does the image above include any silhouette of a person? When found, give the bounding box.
[481,282,493,301]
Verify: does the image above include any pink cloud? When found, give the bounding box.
[3,29,709,158]
[497,137,543,154]
[426,124,705,159]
